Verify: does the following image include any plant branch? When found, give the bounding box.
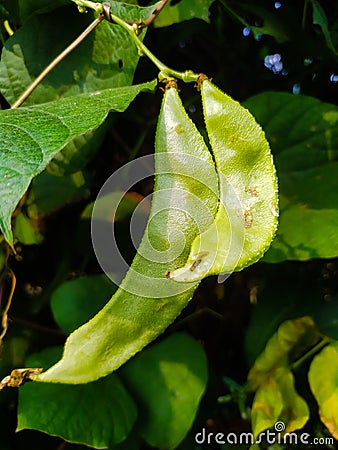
[73,0,198,82]
[134,0,169,28]
[0,268,16,348]
[3,20,14,37]
[74,0,169,28]
[106,6,199,83]
[10,315,66,337]
[11,15,104,109]
[302,0,310,30]
[72,0,104,14]
[291,336,332,371]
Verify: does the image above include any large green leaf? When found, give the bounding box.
[0,2,158,105]
[245,92,338,262]
[154,0,215,28]
[17,347,137,448]
[26,169,91,217]
[18,0,69,21]
[311,0,338,56]
[308,342,338,439]
[13,212,43,245]
[51,275,117,334]
[120,333,208,449]
[169,81,278,281]
[0,79,156,244]
[248,316,320,389]
[0,2,156,196]
[45,121,109,176]
[36,86,219,384]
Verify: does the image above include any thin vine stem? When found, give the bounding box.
[302,0,310,30]
[74,0,199,82]
[0,268,16,348]
[11,15,104,109]
[73,0,169,28]
[219,0,251,29]
[139,0,169,28]
[107,9,199,83]
[3,20,14,37]
[11,0,198,108]
[291,336,332,371]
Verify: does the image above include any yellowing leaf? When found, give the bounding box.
[309,342,338,439]
[248,316,319,389]
[249,317,318,444]
[169,80,278,282]
[252,368,309,439]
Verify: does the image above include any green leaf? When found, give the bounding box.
[46,122,109,176]
[244,92,338,262]
[169,81,278,281]
[51,275,117,334]
[308,342,338,439]
[311,0,338,56]
[0,2,156,191]
[251,367,309,438]
[154,0,215,27]
[26,170,90,217]
[0,79,156,245]
[0,242,6,272]
[0,2,158,105]
[120,333,208,450]
[36,86,218,384]
[81,191,146,222]
[13,212,43,245]
[17,347,137,448]
[18,0,69,21]
[0,0,19,24]
[222,2,289,43]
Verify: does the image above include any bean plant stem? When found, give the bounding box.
[291,337,332,370]
[73,0,199,83]
[0,269,16,348]
[109,11,199,82]
[12,0,199,108]
[11,15,104,109]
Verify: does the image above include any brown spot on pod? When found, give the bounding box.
[245,186,258,197]
[244,208,253,228]
[270,202,279,217]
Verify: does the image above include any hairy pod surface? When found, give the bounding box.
[169,80,279,281]
[37,87,217,383]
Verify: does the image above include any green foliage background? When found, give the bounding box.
[1,0,338,449]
